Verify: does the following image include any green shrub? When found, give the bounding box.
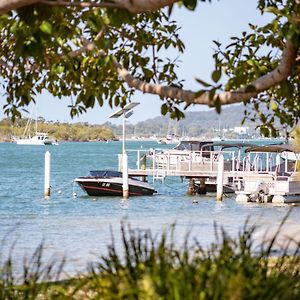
[1,214,300,299]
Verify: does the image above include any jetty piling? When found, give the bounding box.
[122,153,129,199]
[216,154,224,201]
[44,151,51,198]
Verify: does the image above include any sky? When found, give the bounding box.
[0,1,272,126]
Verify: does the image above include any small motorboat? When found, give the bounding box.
[75,170,156,197]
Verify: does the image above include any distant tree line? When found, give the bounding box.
[0,118,115,142]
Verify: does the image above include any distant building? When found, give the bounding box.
[233,126,249,134]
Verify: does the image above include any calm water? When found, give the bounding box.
[0,141,299,275]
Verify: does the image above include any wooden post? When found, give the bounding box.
[187,179,196,196]
[122,152,129,199]
[197,178,207,194]
[216,154,224,201]
[44,151,51,198]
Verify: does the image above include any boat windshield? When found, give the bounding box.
[89,170,122,177]
[174,141,213,152]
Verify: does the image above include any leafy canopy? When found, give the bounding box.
[0,3,185,118]
[0,0,299,137]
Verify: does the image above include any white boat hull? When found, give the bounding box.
[15,134,57,145]
[235,173,300,204]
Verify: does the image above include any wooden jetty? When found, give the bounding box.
[124,143,300,203]
[125,145,250,195]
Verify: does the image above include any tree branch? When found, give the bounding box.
[67,29,105,58]
[39,0,122,10]
[0,0,179,15]
[113,40,299,107]
[0,0,39,14]
[40,0,178,13]
[65,34,298,108]
[0,0,179,14]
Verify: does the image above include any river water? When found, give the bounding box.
[0,140,299,275]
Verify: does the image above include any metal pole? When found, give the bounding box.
[216,154,224,201]
[122,115,125,155]
[122,115,129,199]
[44,151,51,198]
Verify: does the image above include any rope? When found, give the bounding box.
[52,180,75,194]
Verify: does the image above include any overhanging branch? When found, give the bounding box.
[0,0,179,15]
[40,0,178,13]
[64,36,298,108]
[0,0,38,14]
[114,40,299,107]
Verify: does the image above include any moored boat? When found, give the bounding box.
[75,170,156,196]
[235,144,300,204]
[15,132,57,145]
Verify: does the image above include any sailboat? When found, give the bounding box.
[14,115,57,146]
[156,120,181,144]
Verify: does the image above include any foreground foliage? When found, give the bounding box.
[1,216,300,299]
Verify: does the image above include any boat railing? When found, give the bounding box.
[125,148,243,174]
[240,151,299,175]
[124,147,299,183]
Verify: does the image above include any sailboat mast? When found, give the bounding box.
[35,103,38,134]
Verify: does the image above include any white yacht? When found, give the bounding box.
[15,132,57,145]
[14,115,58,146]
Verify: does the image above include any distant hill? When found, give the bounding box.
[106,104,259,138]
[0,104,264,141]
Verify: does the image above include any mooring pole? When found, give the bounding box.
[122,115,129,199]
[216,154,224,201]
[122,152,129,199]
[44,151,51,198]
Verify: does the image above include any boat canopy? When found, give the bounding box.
[89,170,122,178]
[200,142,256,150]
[245,144,296,153]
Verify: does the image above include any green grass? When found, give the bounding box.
[1,214,300,299]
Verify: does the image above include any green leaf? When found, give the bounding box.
[246,59,256,66]
[214,96,221,114]
[263,6,279,14]
[40,21,52,34]
[211,69,221,83]
[271,101,278,111]
[195,78,211,88]
[161,104,168,115]
[183,0,197,11]
[213,40,222,48]
[168,4,174,16]
[56,65,65,74]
